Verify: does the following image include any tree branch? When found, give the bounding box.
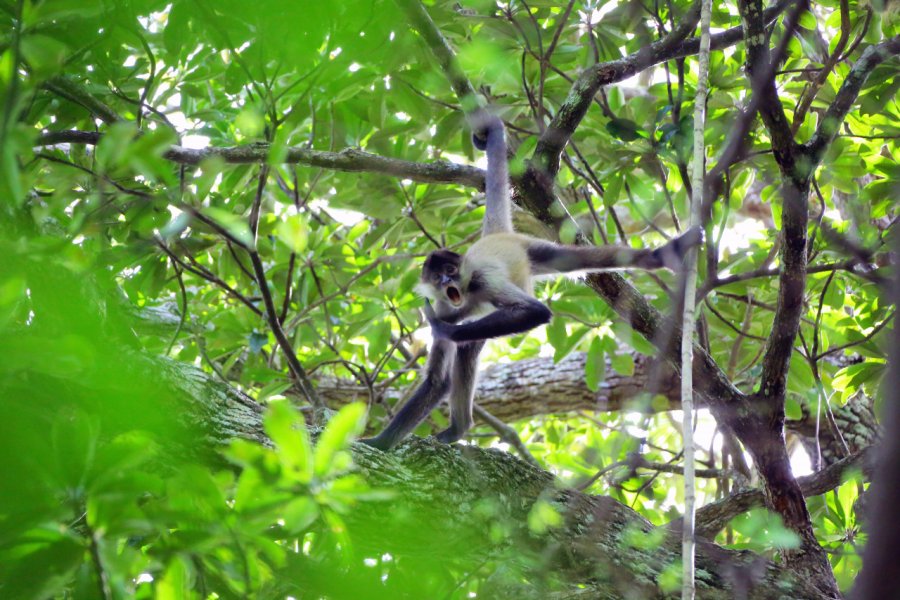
[393,0,479,111]
[806,36,900,166]
[686,447,873,539]
[43,76,121,125]
[34,130,487,189]
[532,0,701,175]
[245,167,321,409]
[530,0,793,177]
[738,0,802,173]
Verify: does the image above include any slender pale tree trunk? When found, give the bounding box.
[681,0,713,596]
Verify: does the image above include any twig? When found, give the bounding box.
[245,168,321,408]
[473,404,540,467]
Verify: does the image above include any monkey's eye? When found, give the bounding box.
[445,265,458,276]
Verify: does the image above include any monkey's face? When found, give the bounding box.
[422,250,464,307]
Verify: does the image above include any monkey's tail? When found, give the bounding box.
[471,113,511,236]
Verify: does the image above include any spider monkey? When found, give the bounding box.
[360,113,701,450]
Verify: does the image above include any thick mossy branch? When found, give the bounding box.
[154,345,838,598]
[344,437,823,598]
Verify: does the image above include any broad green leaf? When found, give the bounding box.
[585,337,606,392]
[313,403,366,477]
[527,499,563,534]
[0,535,83,600]
[201,207,254,248]
[277,214,309,253]
[264,399,313,482]
[280,496,320,534]
[155,555,193,600]
[610,352,634,376]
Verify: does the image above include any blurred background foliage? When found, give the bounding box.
[0,0,895,596]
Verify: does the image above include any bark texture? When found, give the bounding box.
[321,352,680,425]
[166,356,824,598]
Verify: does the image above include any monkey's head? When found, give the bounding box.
[421,249,464,307]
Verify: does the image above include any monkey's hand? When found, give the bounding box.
[469,111,503,151]
[423,300,457,341]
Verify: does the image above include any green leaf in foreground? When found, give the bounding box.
[314,403,367,477]
[264,399,313,483]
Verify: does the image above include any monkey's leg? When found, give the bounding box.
[359,339,454,450]
[435,341,485,444]
[528,227,703,274]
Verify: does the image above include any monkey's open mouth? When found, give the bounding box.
[446,286,462,306]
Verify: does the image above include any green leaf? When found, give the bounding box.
[51,410,97,489]
[235,108,265,138]
[20,35,68,76]
[785,396,803,420]
[200,207,255,248]
[95,122,138,171]
[264,399,313,482]
[0,535,84,600]
[313,403,366,477]
[277,214,309,253]
[585,337,606,392]
[257,379,294,402]
[527,499,563,534]
[545,315,567,355]
[606,118,643,141]
[610,352,634,376]
[281,496,320,534]
[156,555,193,600]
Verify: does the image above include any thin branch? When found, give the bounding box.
[806,36,900,165]
[791,0,851,133]
[34,130,487,189]
[815,311,894,361]
[704,299,767,342]
[42,76,120,124]
[681,0,713,589]
[473,404,540,467]
[531,0,794,179]
[246,168,320,408]
[165,260,189,355]
[531,0,702,176]
[700,0,809,224]
[704,259,879,292]
[686,447,873,538]
[155,240,263,316]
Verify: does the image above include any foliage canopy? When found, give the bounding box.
[0,0,896,596]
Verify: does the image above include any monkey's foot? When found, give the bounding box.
[358,436,392,451]
[435,427,467,444]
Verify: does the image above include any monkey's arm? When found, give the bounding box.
[430,301,472,324]
[359,339,454,450]
[425,289,551,343]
